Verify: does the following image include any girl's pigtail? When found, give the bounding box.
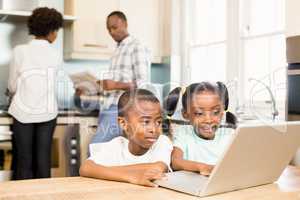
[216,81,237,128]
[225,111,237,129]
[162,87,182,135]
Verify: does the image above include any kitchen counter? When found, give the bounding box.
[0,166,299,200]
[0,110,98,124]
[0,110,99,166]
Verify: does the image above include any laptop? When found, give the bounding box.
[155,121,300,197]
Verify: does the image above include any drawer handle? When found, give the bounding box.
[83,43,108,48]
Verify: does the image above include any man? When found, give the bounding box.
[82,11,151,143]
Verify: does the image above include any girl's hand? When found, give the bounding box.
[197,163,214,176]
[127,169,165,187]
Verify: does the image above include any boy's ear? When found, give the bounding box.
[181,108,189,120]
[118,116,128,133]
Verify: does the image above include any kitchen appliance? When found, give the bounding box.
[286,36,300,120]
[287,64,300,115]
[51,124,81,177]
[286,36,300,166]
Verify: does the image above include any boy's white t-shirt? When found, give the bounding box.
[173,125,234,165]
[88,135,173,168]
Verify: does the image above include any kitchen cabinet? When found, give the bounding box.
[0,0,75,22]
[51,125,68,177]
[64,0,171,63]
[286,0,300,37]
[64,0,118,60]
[119,0,171,63]
[0,114,98,179]
[0,9,75,22]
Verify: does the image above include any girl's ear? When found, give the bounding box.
[118,116,128,135]
[181,108,189,120]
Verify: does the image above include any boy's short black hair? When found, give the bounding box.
[118,89,160,117]
[107,11,127,22]
[27,7,63,37]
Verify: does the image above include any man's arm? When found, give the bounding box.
[98,79,136,91]
[75,79,136,96]
[79,160,167,187]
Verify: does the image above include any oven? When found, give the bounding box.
[286,36,300,121]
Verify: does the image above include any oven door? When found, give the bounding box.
[288,65,300,120]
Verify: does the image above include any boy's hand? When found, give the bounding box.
[197,164,214,176]
[128,169,165,187]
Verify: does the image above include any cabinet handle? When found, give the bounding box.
[83,43,108,48]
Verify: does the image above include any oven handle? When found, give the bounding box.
[288,69,300,76]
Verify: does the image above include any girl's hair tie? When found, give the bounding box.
[166,115,172,120]
[181,86,186,96]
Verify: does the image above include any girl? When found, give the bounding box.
[8,7,63,179]
[164,82,237,175]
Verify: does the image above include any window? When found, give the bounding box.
[188,0,227,82]
[186,0,286,119]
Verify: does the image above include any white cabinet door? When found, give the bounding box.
[64,0,119,60]
[64,0,170,62]
[120,0,169,63]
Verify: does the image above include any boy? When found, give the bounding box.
[80,89,173,187]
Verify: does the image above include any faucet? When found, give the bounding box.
[233,78,244,116]
[227,78,244,119]
[248,78,279,121]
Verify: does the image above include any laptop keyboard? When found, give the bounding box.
[155,171,209,195]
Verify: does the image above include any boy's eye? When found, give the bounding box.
[195,112,203,116]
[141,120,150,125]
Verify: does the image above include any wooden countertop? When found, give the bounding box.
[0,166,299,200]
